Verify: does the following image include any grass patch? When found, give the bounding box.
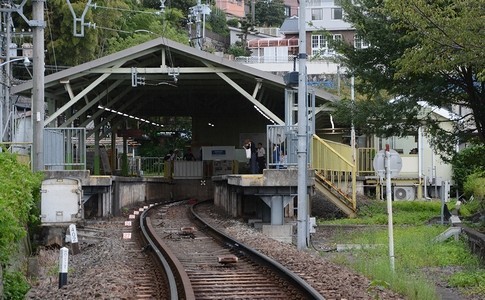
[318,200,484,299]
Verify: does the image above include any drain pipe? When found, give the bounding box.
[424,175,431,200]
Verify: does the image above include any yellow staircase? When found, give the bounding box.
[311,135,357,218]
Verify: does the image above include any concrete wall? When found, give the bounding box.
[112,177,214,216]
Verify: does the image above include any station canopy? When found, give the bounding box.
[11,37,339,135]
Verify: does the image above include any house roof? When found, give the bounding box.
[12,37,339,132]
[280,17,299,34]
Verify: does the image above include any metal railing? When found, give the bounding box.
[235,55,297,64]
[140,157,166,176]
[311,134,356,210]
[44,128,86,170]
[266,125,299,169]
[357,147,376,176]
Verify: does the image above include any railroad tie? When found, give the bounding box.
[217,255,238,264]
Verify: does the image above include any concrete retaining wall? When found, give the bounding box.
[112,177,214,216]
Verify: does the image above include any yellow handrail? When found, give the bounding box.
[311,135,357,211]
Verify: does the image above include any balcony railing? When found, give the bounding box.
[234,55,296,64]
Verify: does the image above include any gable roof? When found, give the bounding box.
[12,37,338,128]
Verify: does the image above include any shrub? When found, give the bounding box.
[0,152,42,299]
[226,18,239,28]
[451,144,485,192]
[3,270,30,300]
[462,172,485,215]
[0,152,42,264]
[227,42,250,57]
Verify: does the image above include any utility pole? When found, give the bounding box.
[32,0,45,171]
[251,0,255,25]
[0,10,13,142]
[188,0,210,50]
[296,0,308,250]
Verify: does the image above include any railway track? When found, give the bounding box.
[139,200,324,300]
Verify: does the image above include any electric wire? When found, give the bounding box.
[89,4,163,15]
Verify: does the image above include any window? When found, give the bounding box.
[311,8,323,20]
[308,0,323,6]
[311,34,342,57]
[354,35,370,49]
[332,7,343,19]
[334,0,342,5]
[284,6,291,17]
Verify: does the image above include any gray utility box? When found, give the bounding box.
[41,178,82,224]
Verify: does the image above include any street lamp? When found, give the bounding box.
[0,56,31,68]
[133,29,157,35]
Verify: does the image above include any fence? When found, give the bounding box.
[44,128,86,170]
[235,55,297,64]
[266,125,299,169]
[138,158,204,179]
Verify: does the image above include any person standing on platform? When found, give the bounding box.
[183,148,196,161]
[256,142,266,173]
[244,139,258,174]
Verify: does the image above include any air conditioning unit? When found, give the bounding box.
[394,186,415,201]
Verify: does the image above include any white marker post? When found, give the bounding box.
[373,145,402,272]
[385,145,395,272]
[58,247,69,288]
[69,224,80,255]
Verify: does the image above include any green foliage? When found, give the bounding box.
[106,8,189,53]
[451,144,485,191]
[321,199,484,299]
[462,173,485,216]
[43,1,189,65]
[463,173,485,200]
[448,270,485,293]
[138,116,192,158]
[227,42,250,57]
[226,19,239,28]
[143,0,196,14]
[254,0,286,27]
[45,0,99,66]
[335,0,485,158]
[0,152,42,265]
[459,197,482,218]
[3,270,30,300]
[207,6,229,36]
[324,200,442,226]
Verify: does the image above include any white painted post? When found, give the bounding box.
[385,145,395,272]
[69,224,80,255]
[58,247,69,288]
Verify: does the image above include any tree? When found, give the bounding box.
[254,0,286,27]
[333,0,485,158]
[45,0,99,66]
[106,8,189,53]
[207,6,229,36]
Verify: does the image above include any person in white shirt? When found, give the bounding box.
[256,142,266,173]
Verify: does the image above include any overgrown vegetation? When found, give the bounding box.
[318,201,484,299]
[0,151,42,298]
[451,144,485,192]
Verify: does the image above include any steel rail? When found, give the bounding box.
[191,200,325,300]
[140,204,196,300]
